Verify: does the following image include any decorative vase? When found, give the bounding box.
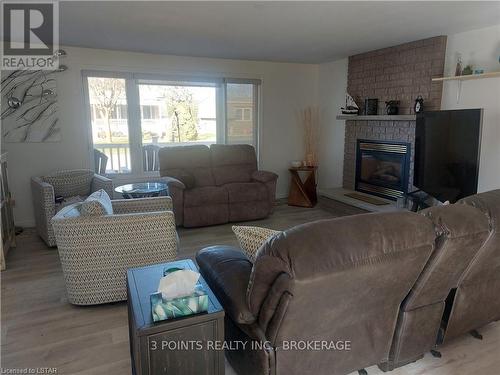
[306,154,315,167]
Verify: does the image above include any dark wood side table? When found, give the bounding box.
[127,259,225,375]
[287,166,318,208]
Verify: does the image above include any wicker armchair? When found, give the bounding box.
[51,196,178,305]
[31,169,113,247]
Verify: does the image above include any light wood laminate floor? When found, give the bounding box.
[1,200,499,375]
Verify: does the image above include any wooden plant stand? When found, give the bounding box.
[287,166,318,208]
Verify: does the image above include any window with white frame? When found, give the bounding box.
[225,81,258,145]
[84,72,260,174]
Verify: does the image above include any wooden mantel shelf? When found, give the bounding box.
[336,114,416,121]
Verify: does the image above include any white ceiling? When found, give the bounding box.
[58,1,500,64]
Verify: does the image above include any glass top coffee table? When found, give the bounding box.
[114,182,168,199]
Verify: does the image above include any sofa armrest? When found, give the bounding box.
[90,173,114,199]
[252,170,278,183]
[159,176,185,226]
[52,210,178,249]
[196,246,256,324]
[252,170,278,213]
[31,177,57,246]
[91,174,114,196]
[112,196,173,214]
[161,176,186,190]
[31,176,55,203]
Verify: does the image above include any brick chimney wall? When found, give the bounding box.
[342,36,447,193]
[347,36,447,115]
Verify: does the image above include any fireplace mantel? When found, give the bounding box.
[336,115,416,121]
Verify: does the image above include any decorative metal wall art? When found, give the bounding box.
[1,50,67,142]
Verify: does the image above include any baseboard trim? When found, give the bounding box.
[14,219,35,228]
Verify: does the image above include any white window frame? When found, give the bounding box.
[82,71,136,177]
[82,70,261,177]
[224,78,260,151]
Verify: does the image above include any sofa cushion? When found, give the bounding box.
[232,225,281,262]
[210,144,257,186]
[184,186,228,208]
[81,189,113,216]
[159,145,215,187]
[43,169,94,197]
[225,182,268,203]
[184,205,229,227]
[229,201,270,223]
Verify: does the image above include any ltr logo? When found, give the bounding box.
[2,2,58,69]
[3,2,56,56]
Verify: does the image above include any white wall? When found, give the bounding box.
[317,59,348,189]
[2,46,318,226]
[441,24,500,192]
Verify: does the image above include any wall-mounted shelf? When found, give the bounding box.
[433,71,500,104]
[336,114,416,121]
[432,71,500,82]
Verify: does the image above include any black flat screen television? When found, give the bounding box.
[414,109,483,203]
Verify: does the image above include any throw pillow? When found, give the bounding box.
[232,225,281,262]
[81,189,113,216]
[43,169,94,197]
[55,202,83,218]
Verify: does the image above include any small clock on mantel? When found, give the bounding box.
[414,96,424,114]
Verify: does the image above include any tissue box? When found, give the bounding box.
[151,285,209,322]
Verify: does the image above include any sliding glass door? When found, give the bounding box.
[83,72,260,175]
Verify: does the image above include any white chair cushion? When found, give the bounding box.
[81,189,113,216]
[54,202,83,218]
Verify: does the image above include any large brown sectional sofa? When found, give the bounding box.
[159,144,278,227]
[196,189,500,375]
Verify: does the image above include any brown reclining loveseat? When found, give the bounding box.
[159,144,278,227]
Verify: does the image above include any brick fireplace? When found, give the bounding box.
[341,36,446,200]
[344,119,416,196]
